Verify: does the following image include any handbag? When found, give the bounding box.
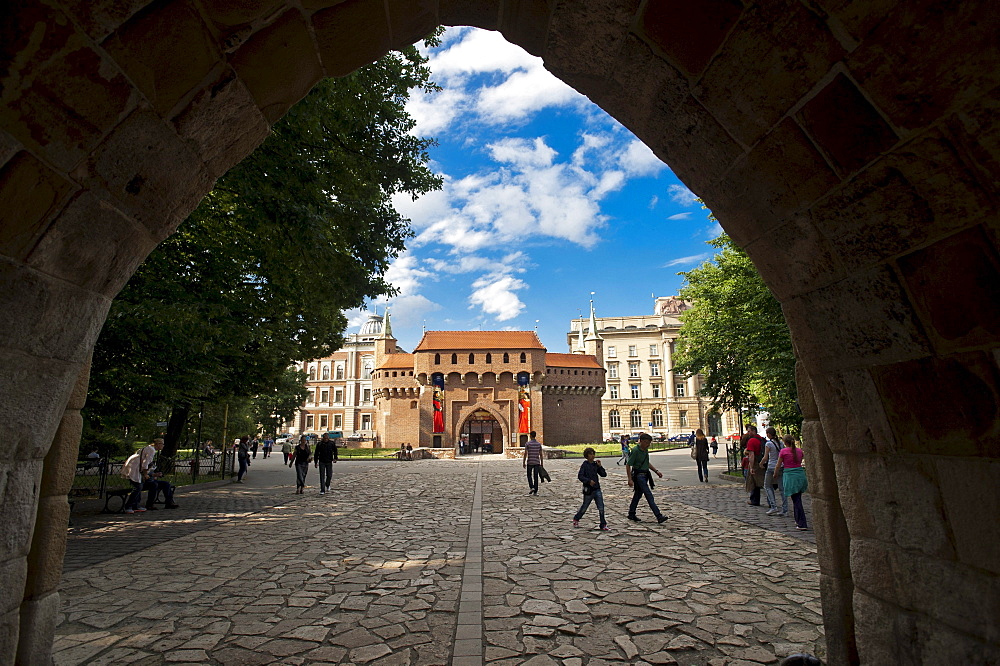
[690,446,697,460]
[538,466,551,483]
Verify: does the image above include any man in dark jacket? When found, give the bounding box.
[573,448,609,530]
[314,434,339,495]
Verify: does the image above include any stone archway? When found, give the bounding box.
[2,2,999,663]
[454,402,510,455]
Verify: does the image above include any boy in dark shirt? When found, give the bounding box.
[573,448,609,530]
[313,434,339,495]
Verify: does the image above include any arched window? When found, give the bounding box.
[434,353,440,364]
[362,360,373,380]
[503,353,509,363]
[308,366,316,381]
[335,364,344,380]
[519,352,526,363]
[630,409,642,429]
[609,410,621,428]
[451,353,458,364]
[651,408,664,427]
[321,366,330,380]
[469,353,474,363]
[486,353,492,363]
[392,371,397,377]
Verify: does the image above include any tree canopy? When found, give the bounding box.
[84,41,442,450]
[672,228,801,433]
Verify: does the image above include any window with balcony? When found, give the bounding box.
[628,362,639,378]
[651,408,664,427]
[631,384,640,399]
[630,409,642,428]
[609,410,621,428]
[609,384,619,399]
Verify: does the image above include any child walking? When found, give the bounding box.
[573,448,610,530]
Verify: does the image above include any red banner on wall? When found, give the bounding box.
[517,374,530,434]
[432,374,444,433]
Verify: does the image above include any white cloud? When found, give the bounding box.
[386,294,441,327]
[648,195,659,209]
[667,212,692,220]
[619,140,664,177]
[469,273,528,321]
[668,184,699,206]
[488,137,556,168]
[663,253,710,268]
[705,220,723,238]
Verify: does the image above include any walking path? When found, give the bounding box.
[55,452,823,665]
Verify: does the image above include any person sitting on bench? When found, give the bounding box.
[141,438,179,510]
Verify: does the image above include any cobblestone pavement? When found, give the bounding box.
[55,458,824,665]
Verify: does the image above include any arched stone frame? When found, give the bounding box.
[453,401,510,455]
[0,1,996,663]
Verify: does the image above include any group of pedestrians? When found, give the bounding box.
[121,438,179,514]
[288,434,339,494]
[743,425,809,530]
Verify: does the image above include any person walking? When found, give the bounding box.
[617,437,630,465]
[775,434,808,530]
[262,437,273,459]
[235,437,250,483]
[289,436,312,494]
[523,431,543,495]
[762,427,788,517]
[573,448,609,530]
[281,438,293,464]
[743,426,765,506]
[314,434,338,494]
[250,437,259,459]
[693,428,710,482]
[710,436,719,458]
[625,433,667,524]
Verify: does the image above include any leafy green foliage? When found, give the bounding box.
[84,43,442,448]
[673,227,801,433]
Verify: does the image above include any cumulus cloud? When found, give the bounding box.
[618,140,664,177]
[469,273,528,321]
[668,184,699,206]
[663,254,710,268]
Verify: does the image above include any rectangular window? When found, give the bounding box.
[609,384,619,399]
[652,384,661,398]
[652,410,664,427]
[650,361,660,377]
[628,362,639,378]
[607,363,618,379]
[361,414,372,430]
[363,388,371,403]
[320,389,329,404]
[319,414,328,429]
[607,345,616,358]
[335,389,344,404]
[631,384,640,399]
[675,383,686,397]
[679,410,688,427]
[306,415,314,429]
[334,414,342,428]
[649,344,658,356]
[628,345,637,357]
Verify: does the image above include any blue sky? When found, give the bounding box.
[349,27,720,352]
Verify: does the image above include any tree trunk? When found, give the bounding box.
[162,403,190,471]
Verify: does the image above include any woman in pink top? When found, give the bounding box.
[775,434,808,530]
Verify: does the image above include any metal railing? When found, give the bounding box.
[70,452,235,499]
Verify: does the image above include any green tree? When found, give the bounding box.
[672,231,801,434]
[252,368,309,438]
[84,41,442,456]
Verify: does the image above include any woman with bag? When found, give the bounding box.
[289,436,312,494]
[775,434,808,530]
[693,429,710,482]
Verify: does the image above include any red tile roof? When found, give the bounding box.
[376,353,414,369]
[413,331,545,351]
[546,353,603,369]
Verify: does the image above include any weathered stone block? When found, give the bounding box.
[0,609,19,666]
[0,460,43,563]
[694,0,845,146]
[39,412,83,498]
[27,193,157,297]
[935,457,1000,576]
[313,0,392,78]
[172,70,269,176]
[637,0,742,77]
[15,592,59,666]
[22,497,69,598]
[797,73,898,176]
[813,0,895,43]
[811,496,852,580]
[385,0,438,49]
[0,39,138,172]
[948,84,1000,199]
[0,0,77,88]
[781,267,931,372]
[848,537,897,605]
[832,453,893,539]
[0,131,20,167]
[66,357,91,412]
[545,0,634,80]
[898,225,1000,354]
[59,0,151,42]
[870,351,1000,458]
[744,214,843,300]
[818,573,858,666]
[102,0,222,117]
[497,0,553,59]
[231,9,324,123]
[0,349,80,460]
[439,0,499,30]
[800,420,837,499]
[848,2,1000,131]
[81,109,213,238]
[0,557,28,617]
[883,456,954,559]
[795,363,820,420]
[852,590,911,664]
[0,152,77,261]
[198,0,286,29]
[908,610,1000,664]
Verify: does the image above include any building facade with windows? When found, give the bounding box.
[567,296,739,439]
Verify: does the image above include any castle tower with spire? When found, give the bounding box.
[584,298,604,365]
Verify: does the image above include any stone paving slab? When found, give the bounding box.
[56,458,824,665]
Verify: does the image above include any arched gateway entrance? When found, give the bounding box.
[2,2,999,663]
[459,410,504,455]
